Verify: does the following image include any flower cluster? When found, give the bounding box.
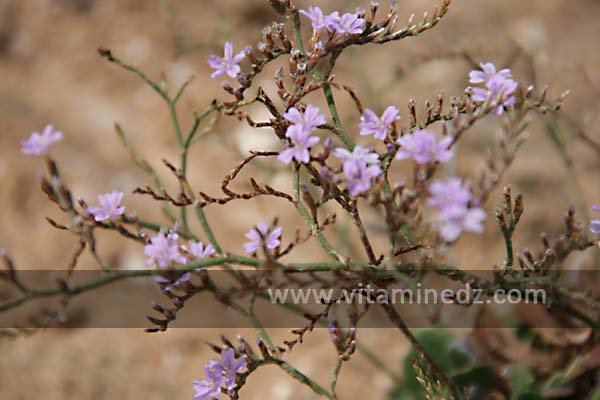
[469,62,519,116]
[193,348,247,400]
[87,191,126,222]
[144,223,215,268]
[243,222,282,254]
[300,6,365,35]
[278,104,325,164]
[427,178,486,242]
[590,205,600,234]
[396,129,453,164]
[333,146,382,197]
[21,124,63,156]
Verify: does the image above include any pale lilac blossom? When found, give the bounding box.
[436,206,487,242]
[144,225,187,268]
[154,272,192,292]
[87,191,126,222]
[359,106,401,140]
[21,124,63,156]
[243,222,282,253]
[396,129,453,164]
[278,125,320,164]
[300,6,326,32]
[283,104,326,135]
[279,105,325,164]
[333,146,382,197]
[208,348,247,391]
[193,365,223,400]
[325,12,365,34]
[590,205,600,234]
[469,62,511,84]
[426,177,473,211]
[427,178,486,241]
[469,62,518,116]
[182,241,216,259]
[208,42,247,79]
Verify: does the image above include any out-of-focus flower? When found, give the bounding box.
[144,225,187,268]
[426,177,473,211]
[193,366,223,400]
[300,6,326,32]
[87,191,126,222]
[208,348,247,391]
[396,129,453,164]
[208,42,248,79]
[359,106,400,140]
[427,177,486,241]
[436,206,487,242]
[278,125,320,164]
[243,222,282,253]
[590,205,600,234]
[469,62,518,116]
[333,145,382,197]
[182,241,216,259]
[325,11,365,34]
[21,124,63,156]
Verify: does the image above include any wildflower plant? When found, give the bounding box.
[2,0,600,399]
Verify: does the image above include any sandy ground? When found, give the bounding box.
[0,0,599,399]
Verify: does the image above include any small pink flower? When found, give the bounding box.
[300,6,326,32]
[144,224,187,268]
[87,191,126,222]
[469,62,518,115]
[243,222,282,254]
[396,129,453,164]
[333,146,382,197]
[182,241,216,259]
[359,106,401,140]
[208,42,248,79]
[21,124,63,156]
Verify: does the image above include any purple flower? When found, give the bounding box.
[279,105,325,165]
[243,222,282,254]
[469,62,518,116]
[154,272,192,292]
[21,124,63,156]
[426,177,473,211]
[278,125,320,164]
[300,6,326,32]
[87,191,126,222]
[325,12,365,35]
[359,106,401,140]
[283,104,327,134]
[144,225,187,268]
[396,129,453,164]
[437,206,487,242]
[333,146,382,197]
[469,62,512,84]
[590,205,600,234]
[182,241,216,259]
[427,178,486,241]
[193,365,223,400]
[208,348,247,391]
[208,42,247,79]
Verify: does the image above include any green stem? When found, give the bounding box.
[293,166,341,262]
[195,207,224,255]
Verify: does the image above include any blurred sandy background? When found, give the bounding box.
[0,0,599,399]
